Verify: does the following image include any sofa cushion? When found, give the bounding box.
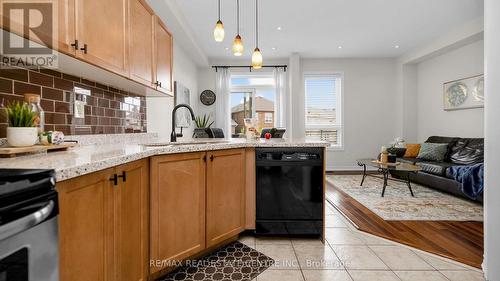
[416,161,455,176]
[450,138,484,165]
[417,143,449,162]
[425,136,460,162]
[404,144,421,158]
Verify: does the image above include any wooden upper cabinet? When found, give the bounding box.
[58,0,76,55]
[150,153,206,274]
[206,149,246,247]
[155,17,173,93]
[58,168,115,281]
[114,159,149,281]
[74,0,129,76]
[129,0,155,86]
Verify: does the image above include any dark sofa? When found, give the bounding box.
[392,136,484,203]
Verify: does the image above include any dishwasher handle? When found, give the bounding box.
[0,200,55,241]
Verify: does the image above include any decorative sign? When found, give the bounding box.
[444,74,484,111]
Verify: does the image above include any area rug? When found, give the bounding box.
[157,241,274,281]
[327,175,483,221]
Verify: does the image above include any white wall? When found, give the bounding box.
[147,41,199,139]
[484,0,500,279]
[300,58,399,170]
[415,40,484,141]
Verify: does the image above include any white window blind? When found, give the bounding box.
[304,74,343,147]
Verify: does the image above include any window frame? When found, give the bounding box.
[264,112,273,124]
[303,72,344,150]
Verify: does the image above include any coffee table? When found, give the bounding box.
[356,159,422,197]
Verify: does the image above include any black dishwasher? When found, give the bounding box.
[256,147,324,237]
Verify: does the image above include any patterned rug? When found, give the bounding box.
[327,175,483,221]
[157,241,274,281]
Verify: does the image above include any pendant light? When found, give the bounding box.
[232,0,244,56]
[213,0,225,42]
[251,0,263,68]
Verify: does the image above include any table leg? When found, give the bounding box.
[381,170,388,197]
[406,173,415,197]
[360,164,367,186]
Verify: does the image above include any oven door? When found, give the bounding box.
[0,200,58,281]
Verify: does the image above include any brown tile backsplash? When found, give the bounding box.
[0,66,147,138]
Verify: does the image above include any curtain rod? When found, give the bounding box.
[211,65,287,72]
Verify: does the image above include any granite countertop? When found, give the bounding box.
[0,137,329,182]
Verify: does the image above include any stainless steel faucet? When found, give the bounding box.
[171,104,196,142]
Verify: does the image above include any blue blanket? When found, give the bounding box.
[447,163,484,200]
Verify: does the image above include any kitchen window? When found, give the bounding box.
[304,74,343,148]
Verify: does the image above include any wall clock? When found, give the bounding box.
[200,90,216,106]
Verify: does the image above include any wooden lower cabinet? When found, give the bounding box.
[150,152,206,274]
[206,149,246,247]
[58,159,149,281]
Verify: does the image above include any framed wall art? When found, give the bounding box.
[443,74,484,111]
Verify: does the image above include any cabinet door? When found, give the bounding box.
[155,17,172,93]
[115,159,149,281]
[129,0,155,86]
[150,153,206,273]
[58,169,115,281]
[75,0,129,75]
[206,149,245,247]
[58,0,76,55]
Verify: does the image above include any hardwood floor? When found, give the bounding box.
[326,178,484,269]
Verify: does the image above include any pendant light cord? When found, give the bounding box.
[218,0,221,21]
[255,0,259,48]
[237,0,240,35]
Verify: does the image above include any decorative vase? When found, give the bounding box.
[7,127,38,147]
[192,128,209,138]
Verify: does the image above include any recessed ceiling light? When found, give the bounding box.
[337,45,343,49]
[225,47,229,50]
[394,45,400,49]
[276,26,282,31]
[272,47,276,50]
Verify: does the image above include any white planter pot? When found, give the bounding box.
[7,127,38,147]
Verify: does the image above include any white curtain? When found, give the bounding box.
[215,68,231,138]
[273,67,289,132]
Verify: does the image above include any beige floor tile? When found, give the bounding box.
[413,250,470,270]
[348,270,400,281]
[255,244,300,270]
[256,269,305,281]
[255,237,292,245]
[440,270,486,281]
[326,228,366,245]
[369,245,434,270]
[302,269,353,281]
[355,232,392,245]
[326,215,349,228]
[238,235,256,248]
[294,244,344,269]
[331,245,388,270]
[290,238,325,246]
[394,271,448,281]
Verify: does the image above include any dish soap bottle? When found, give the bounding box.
[24,94,45,134]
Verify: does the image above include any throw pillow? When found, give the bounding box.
[417,143,449,162]
[404,144,421,158]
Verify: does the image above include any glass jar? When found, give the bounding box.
[24,93,45,134]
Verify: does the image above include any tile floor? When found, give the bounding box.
[240,203,486,281]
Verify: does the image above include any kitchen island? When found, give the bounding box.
[0,134,328,281]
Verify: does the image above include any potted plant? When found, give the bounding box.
[193,114,214,138]
[3,101,39,147]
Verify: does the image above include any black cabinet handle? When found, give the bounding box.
[210,155,214,162]
[154,81,162,88]
[109,174,118,186]
[80,44,88,54]
[70,40,79,50]
[117,171,126,183]
[203,155,207,162]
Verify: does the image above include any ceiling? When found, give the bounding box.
[173,0,483,61]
